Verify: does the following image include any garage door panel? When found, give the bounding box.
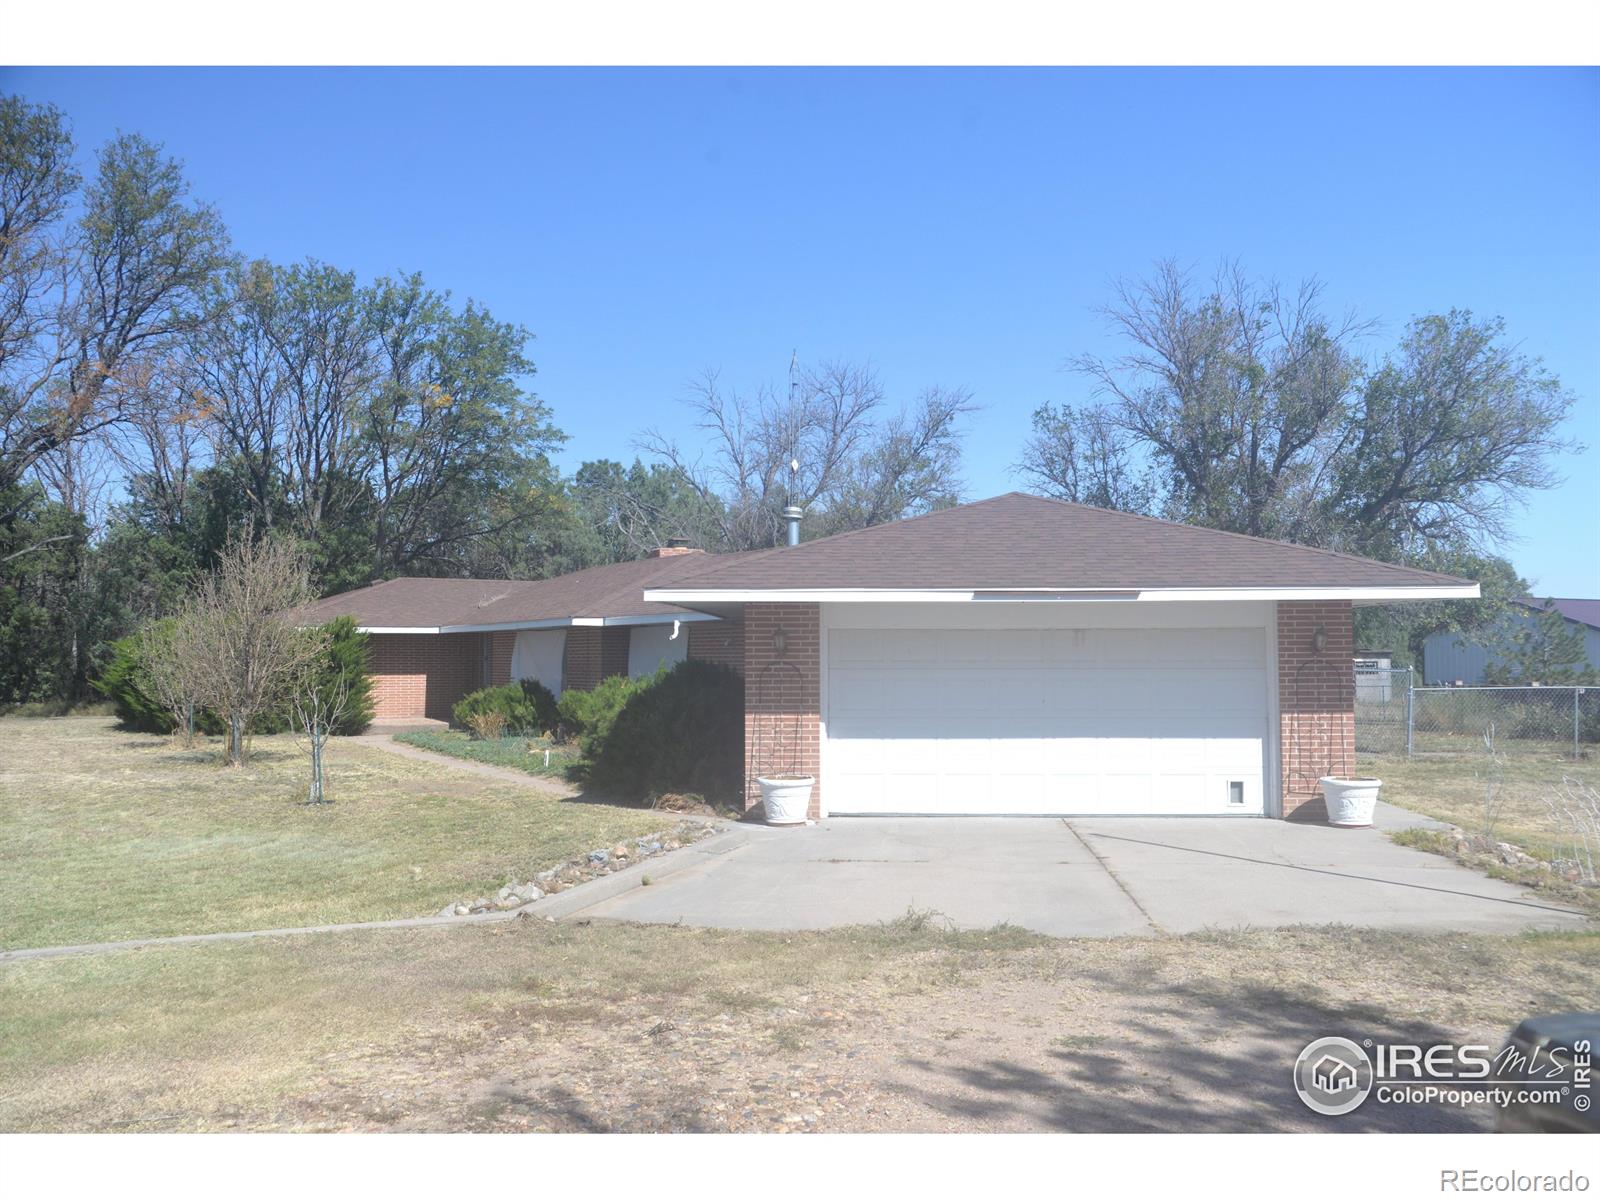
[1159,668,1268,713]
[827,625,1267,816]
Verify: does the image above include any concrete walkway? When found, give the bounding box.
[565,804,1590,938]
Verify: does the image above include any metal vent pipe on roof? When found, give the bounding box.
[781,506,803,547]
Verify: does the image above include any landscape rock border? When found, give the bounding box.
[435,821,722,918]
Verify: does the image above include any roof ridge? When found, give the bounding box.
[1015,491,1475,586]
[653,491,1472,589]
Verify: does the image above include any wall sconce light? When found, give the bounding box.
[771,627,788,658]
[1312,625,1328,654]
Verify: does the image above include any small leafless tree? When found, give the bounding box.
[288,633,347,805]
[175,529,320,766]
[639,359,975,550]
[138,616,205,747]
[1477,723,1509,842]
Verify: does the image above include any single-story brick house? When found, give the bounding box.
[309,492,1476,823]
[298,544,747,721]
[640,493,1476,823]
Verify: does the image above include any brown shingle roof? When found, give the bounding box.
[299,552,727,631]
[648,493,1476,592]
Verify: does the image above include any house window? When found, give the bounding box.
[1228,780,1245,806]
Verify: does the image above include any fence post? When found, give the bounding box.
[1577,688,1584,761]
[1405,668,1415,759]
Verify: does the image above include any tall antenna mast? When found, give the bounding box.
[786,348,800,508]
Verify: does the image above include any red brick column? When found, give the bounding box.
[743,603,821,818]
[1277,600,1356,822]
[489,631,515,686]
[563,627,603,692]
[600,627,631,680]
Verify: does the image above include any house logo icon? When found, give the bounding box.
[1312,1054,1359,1094]
[1294,1037,1375,1116]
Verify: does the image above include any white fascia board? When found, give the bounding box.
[360,612,722,635]
[598,612,720,627]
[643,585,1481,604]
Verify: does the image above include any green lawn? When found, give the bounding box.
[0,716,673,949]
[394,728,581,780]
[1359,746,1600,856]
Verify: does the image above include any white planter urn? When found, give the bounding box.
[1319,776,1382,828]
[758,775,814,825]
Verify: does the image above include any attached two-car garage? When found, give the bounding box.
[824,612,1270,817]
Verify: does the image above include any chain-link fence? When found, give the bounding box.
[1355,665,1413,755]
[1354,665,1598,760]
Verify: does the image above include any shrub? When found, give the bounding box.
[94,625,181,733]
[556,671,646,743]
[582,659,744,802]
[305,616,375,736]
[518,678,559,733]
[453,678,558,736]
[95,616,373,737]
[466,709,509,740]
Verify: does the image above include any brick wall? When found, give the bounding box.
[601,627,631,680]
[687,617,745,674]
[743,603,821,818]
[563,627,603,692]
[1277,600,1356,822]
[368,632,488,722]
[488,631,515,686]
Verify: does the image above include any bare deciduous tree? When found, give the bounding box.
[640,359,975,550]
[175,529,320,766]
[138,616,204,747]
[105,356,214,531]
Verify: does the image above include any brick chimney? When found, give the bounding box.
[648,538,704,558]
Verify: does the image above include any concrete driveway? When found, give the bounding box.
[565,804,1588,937]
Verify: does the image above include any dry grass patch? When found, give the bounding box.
[1,919,1594,1133]
[0,717,675,949]
[1360,749,1600,855]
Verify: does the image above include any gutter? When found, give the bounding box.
[641,585,1482,605]
[353,612,721,635]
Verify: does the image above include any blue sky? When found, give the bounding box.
[4,66,1596,593]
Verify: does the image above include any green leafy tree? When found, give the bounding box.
[1483,603,1600,685]
[363,273,564,579]
[1353,551,1526,670]
[0,483,87,703]
[0,95,230,507]
[1022,262,1580,646]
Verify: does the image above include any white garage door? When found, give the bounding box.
[826,626,1267,815]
